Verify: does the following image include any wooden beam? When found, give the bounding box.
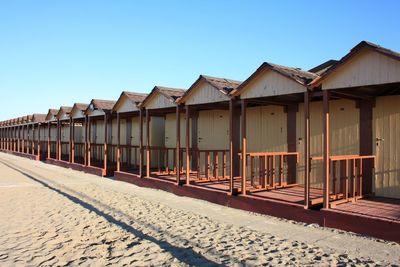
[88,116,91,166]
[69,118,72,163]
[104,114,108,173]
[304,91,311,208]
[71,118,75,163]
[117,112,121,172]
[241,99,247,195]
[323,90,330,209]
[185,105,190,185]
[37,123,41,157]
[84,115,88,166]
[139,109,144,177]
[47,122,51,159]
[176,105,181,184]
[146,109,150,177]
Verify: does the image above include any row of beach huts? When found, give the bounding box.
[1,41,399,241]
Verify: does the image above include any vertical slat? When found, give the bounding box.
[241,99,247,195]
[345,159,349,201]
[88,116,91,166]
[47,122,51,159]
[176,105,181,184]
[352,159,356,199]
[279,155,284,186]
[359,159,363,198]
[186,105,190,185]
[139,109,144,177]
[146,109,150,177]
[222,151,226,179]
[117,113,121,172]
[250,156,254,187]
[206,151,210,179]
[322,90,330,209]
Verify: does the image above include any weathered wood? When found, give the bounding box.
[241,99,247,195]
[146,109,150,177]
[139,109,144,177]
[323,90,330,209]
[185,105,190,185]
[117,112,121,172]
[304,91,311,208]
[176,105,181,184]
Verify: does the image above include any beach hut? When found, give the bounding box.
[45,109,59,160]
[231,63,318,206]
[139,86,186,182]
[111,91,147,176]
[310,41,400,215]
[55,106,73,162]
[84,99,116,176]
[176,75,241,189]
[69,103,88,165]
[31,114,47,159]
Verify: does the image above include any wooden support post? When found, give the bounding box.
[241,99,247,195]
[304,91,311,208]
[47,122,51,159]
[57,119,60,160]
[104,114,108,173]
[69,118,72,163]
[139,109,144,177]
[186,105,190,185]
[71,118,75,163]
[126,118,132,168]
[146,109,150,177]
[323,90,330,209]
[176,105,181,184]
[26,124,30,154]
[84,116,88,166]
[31,124,35,155]
[229,99,240,194]
[88,116,91,166]
[37,123,41,158]
[116,112,121,172]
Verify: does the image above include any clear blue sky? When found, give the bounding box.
[1,0,399,120]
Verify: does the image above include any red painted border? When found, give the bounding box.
[0,150,39,161]
[45,158,105,177]
[114,171,400,242]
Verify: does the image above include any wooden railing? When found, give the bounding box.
[74,142,85,160]
[311,155,375,208]
[111,144,141,170]
[242,152,299,192]
[147,146,185,175]
[49,141,57,159]
[187,149,230,182]
[90,143,104,163]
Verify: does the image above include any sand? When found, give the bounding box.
[0,153,399,266]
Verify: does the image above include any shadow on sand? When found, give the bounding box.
[0,160,222,267]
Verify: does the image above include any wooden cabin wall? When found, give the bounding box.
[240,69,305,99]
[322,49,400,90]
[164,113,191,169]
[296,99,359,188]
[197,109,230,176]
[185,80,229,105]
[373,95,400,198]
[95,120,104,144]
[246,106,287,153]
[50,126,57,142]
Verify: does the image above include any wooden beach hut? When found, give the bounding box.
[139,86,186,182]
[69,103,88,165]
[111,91,147,177]
[309,41,400,218]
[55,106,73,162]
[176,75,241,189]
[231,63,318,207]
[45,109,59,160]
[31,113,47,159]
[84,99,116,176]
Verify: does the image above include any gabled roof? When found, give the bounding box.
[32,114,47,123]
[310,40,400,88]
[113,91,147,112]
[178,75,241,104]
[308,59,338,76]
[56,106,73,120]
[85,99,117,114]
[140,86,185,108]
[232,62,317,96]
[72,103,89,112]
[45,109,59,121]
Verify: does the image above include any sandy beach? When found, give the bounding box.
[0,153,399,266]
